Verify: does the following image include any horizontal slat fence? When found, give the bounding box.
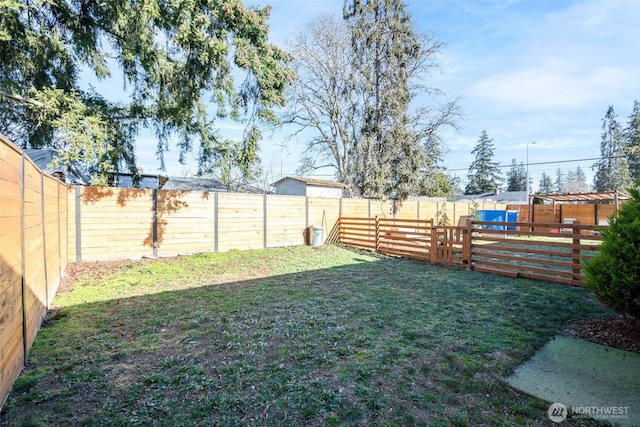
[339,216,603,287]
[378,218,433,261]
[470,221,602,286]
[0,135,68,409]
[67,191,502,261]
[508,204,618,229]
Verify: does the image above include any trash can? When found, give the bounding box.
[311,226,324,246]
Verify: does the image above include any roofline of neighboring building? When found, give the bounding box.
[271,176,347,188]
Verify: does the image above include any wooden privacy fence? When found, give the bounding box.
[338,216,603,287]
[66,188,508,261]
[0,136,68,409]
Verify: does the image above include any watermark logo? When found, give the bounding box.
[548,403,630,423]
[548,403,568,423]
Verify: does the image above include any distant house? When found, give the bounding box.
[111,172,163,189]
[455,190,528,205]
[24,149,90,185]
[161,176,265,194]
[272,176,345,198]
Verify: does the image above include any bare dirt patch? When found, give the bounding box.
[58,257,175,295]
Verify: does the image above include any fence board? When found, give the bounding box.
[338,216,601,287]
[1,135,68,409]
[156,190,215,256]
[266,195,306,247]
[216,193,265,252]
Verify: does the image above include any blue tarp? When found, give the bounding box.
[477,210,518,230]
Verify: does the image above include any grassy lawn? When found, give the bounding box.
[1,245,611,426]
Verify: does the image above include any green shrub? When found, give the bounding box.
[583,185,640,325]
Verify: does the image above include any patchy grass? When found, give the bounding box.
[1,245,611,426]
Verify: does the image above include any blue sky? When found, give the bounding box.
[130,0,640,191]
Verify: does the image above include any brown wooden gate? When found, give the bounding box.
[429,225,468,267]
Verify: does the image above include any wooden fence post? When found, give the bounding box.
[374,215,380,253]
[75,186,82,262]
[263,194,268,249]
[213,192,218,253]
[40,174,49,308]
[572,220,582,286]
[152,189,158,257]
[464,218,473,269]
[19,153,27,364]
[430,224,437,263]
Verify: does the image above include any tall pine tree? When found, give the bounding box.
[593,106,632,192]
[465,130,502,194]
[343,0,459,199]
[538,172,553,194]
[625,100,640,181]
[555,168,565,193]
[506,159,527,191]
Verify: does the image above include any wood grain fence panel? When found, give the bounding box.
[338,217,376,250]
[394,201,418,219]
[596,205,616,224]
[76,188,154,260]
[66,187,77,262]
[0,136,68,410]
[338,216,600,287]
[367,199,391,218]
[532,204,559,226]
[307,197,341,243]
[0,140,24,409]
[217,193,264,252]
[43,177,60,305]
[561,204,594,225]
[266,195,306,247]
[58,182,68,274]
[157,190,215,256]
[340,199,370,218]
[418,203,439,223]
[22,159,46,355]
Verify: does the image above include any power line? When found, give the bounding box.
[445,155,626,172]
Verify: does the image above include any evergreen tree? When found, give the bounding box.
[0,0,293,183]
[625,100,640,181]
[419,170,459,198]
[555,168,565,193]
[465,130,502,194]
[506,159,527,191]
[593,106,633,191]
[538,172,553,194]
[564,166,590,193]
[343,0,459,199]
[584,182,640,324]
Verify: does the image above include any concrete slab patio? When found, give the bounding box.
[505,335,640,426]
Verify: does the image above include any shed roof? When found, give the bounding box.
[271,176,346,188]
[532,191,630,203]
